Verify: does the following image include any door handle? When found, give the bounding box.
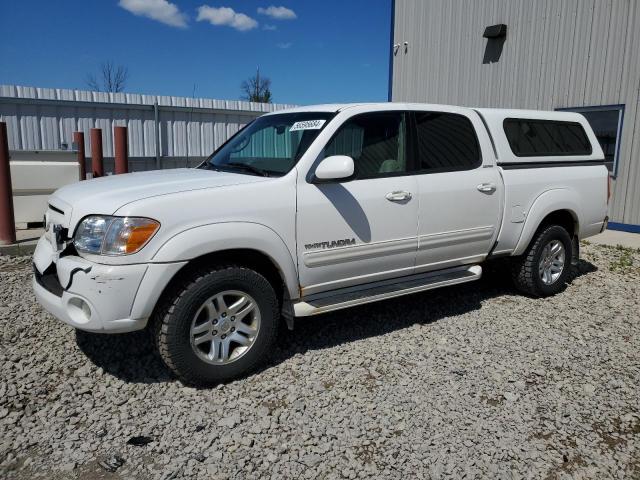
[385,191,412,202]
[477,183,496,194]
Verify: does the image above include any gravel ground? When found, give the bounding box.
[1,243,639,479]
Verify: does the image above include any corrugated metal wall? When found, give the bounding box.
[391,0,640,226]
[0,84,296,168]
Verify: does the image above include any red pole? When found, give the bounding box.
[0,122,16,245]
[73,131,86,181]
[90,128,104,178]
[114,126,129,174]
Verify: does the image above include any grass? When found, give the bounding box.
[608,245,636,273]
[581,240,638,273]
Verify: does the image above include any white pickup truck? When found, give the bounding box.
[33,103,609,385]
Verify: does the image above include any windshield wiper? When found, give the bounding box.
[200,162,220,171]
[222,162,271,177]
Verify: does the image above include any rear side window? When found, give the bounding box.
[503,119,592,157]
[414,112,481,172]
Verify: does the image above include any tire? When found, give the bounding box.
[510,225,573,297]
[153,265,279,386]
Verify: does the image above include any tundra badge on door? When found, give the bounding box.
[305,238,357,250]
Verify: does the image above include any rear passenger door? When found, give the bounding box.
[411,110,502,272]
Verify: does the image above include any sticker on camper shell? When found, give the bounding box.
[289,119,326,131]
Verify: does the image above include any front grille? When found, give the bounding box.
[34,263,64,297]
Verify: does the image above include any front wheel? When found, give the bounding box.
[153,266,279,386]
[511,225,573,297]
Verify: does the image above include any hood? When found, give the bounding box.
[48,168,269,229]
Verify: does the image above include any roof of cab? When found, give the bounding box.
[263,102,479,115]
[263,104,353,114]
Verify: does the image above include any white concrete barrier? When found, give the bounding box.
[10,150,79,225]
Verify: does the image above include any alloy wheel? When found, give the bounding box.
[539,240,565,285]
[189,290,261,365]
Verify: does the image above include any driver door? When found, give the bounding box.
[296,111,419,296]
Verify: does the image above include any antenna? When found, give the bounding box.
[186,83,196,168]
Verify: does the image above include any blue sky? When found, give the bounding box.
[0,0,392,105]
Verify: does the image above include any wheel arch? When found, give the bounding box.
[151,222,299,300]
[163,248,290,303]
[513,189,581,256]
[537,209,578,238]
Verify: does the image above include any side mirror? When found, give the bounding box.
[313,155,354,182]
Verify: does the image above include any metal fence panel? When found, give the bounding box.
[0,84,296,166]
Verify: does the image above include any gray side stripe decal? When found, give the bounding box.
[418,226,495,250]
[304,237,417,268]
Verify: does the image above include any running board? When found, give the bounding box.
[293,265,482,317]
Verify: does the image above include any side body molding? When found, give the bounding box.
[150,222,300,299]
[512,189,580,256]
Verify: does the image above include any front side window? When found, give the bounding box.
[503,119,592,157]
[557,105,624,174]
[414,112,481,172]
[324,112,407,179]
[203,112,333,176]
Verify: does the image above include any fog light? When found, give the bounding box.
[67,297,91,324]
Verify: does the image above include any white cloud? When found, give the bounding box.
[257,5,297,20]
[196,5,258,31]
[276,42,292,49]
[263,24,277,31]
[118,0,188,28]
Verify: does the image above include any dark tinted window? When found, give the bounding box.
[414,112,481,172]
[503,119,592,157]
[324,112,407,178]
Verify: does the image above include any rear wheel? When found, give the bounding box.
[153,266,279,386]
[511,225,573,297]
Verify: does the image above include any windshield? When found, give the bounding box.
[201,112,334,176]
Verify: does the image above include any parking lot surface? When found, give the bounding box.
[1,243,639,479]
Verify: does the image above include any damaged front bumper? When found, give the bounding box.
[33,237,148,332]
[32,236,184,333]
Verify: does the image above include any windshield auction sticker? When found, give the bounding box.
[289,119,326,131]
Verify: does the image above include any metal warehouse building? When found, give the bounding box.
[390,0,640,231]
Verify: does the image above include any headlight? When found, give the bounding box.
[74,216,160,255]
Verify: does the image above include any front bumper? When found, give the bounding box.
[32,236,185,333]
